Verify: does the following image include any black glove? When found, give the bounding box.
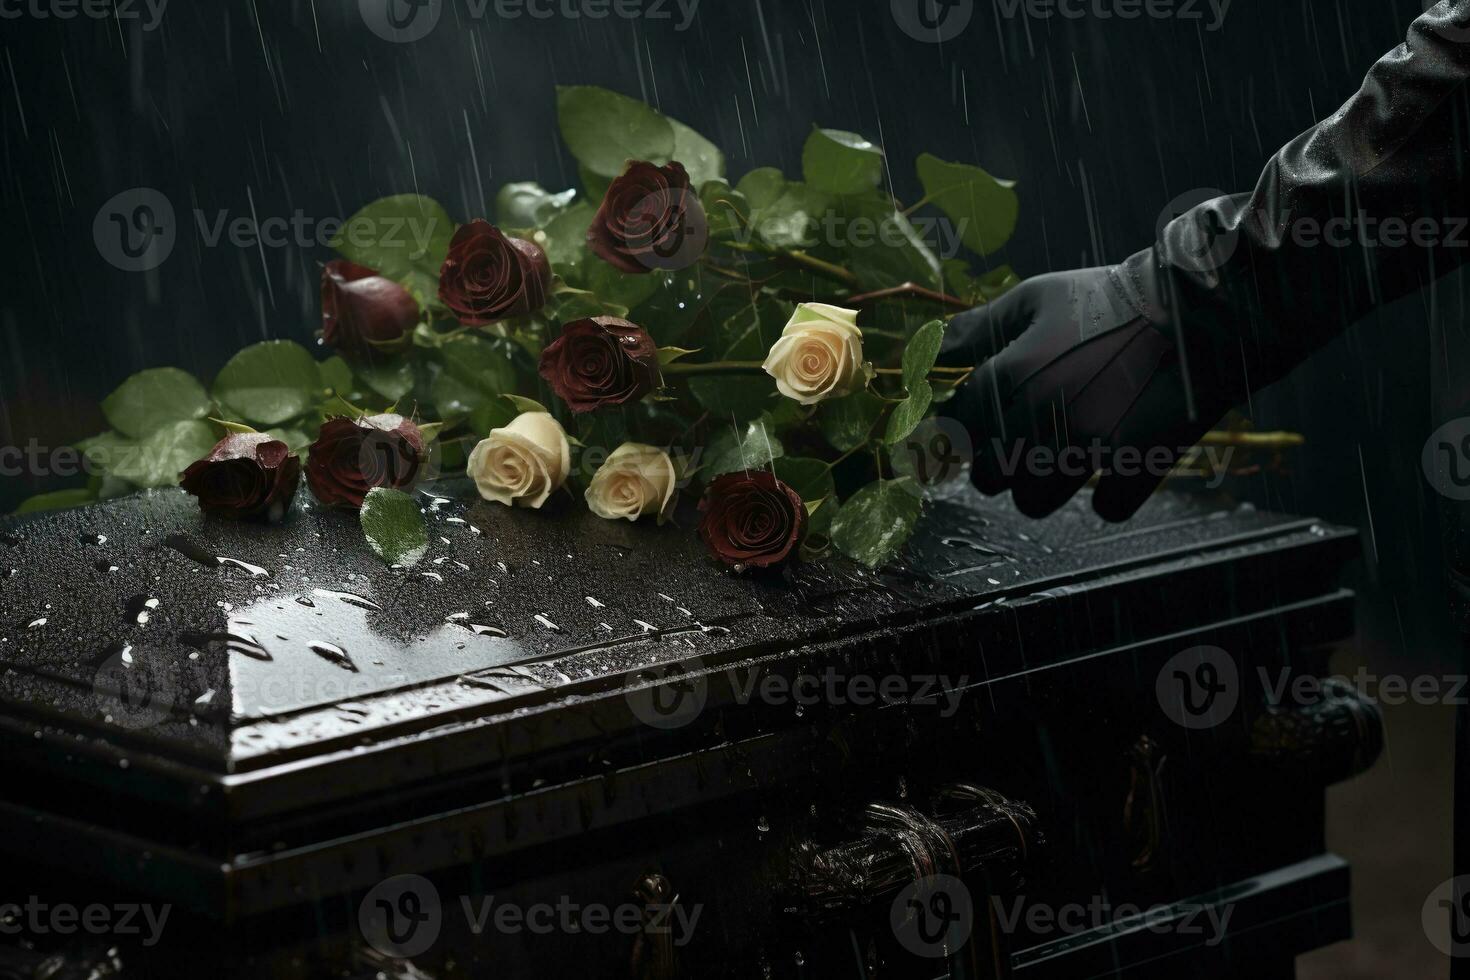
[939,258,1234,522]
[942,0,1470,522]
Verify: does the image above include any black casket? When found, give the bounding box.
[0,485,1379,978]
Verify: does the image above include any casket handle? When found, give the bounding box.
[786,783,1041,977]
[1247,677,1385,783]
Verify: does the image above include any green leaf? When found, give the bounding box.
[669,116,726,187]
[331,193,456,284]
[712,294,788,361]
[830,479,923,569]
[750,181,833,250]
[102,368,212,439]
[109,419,217,488]
[76,431,138,476]
[14,488,97,516]
[360,487,429,567]
[353,356,416,402]
[885,379,934,446]
[903,320,946,390]
[978,264,1022,301]
[209,418,259,435]
[556,85,676,179]
[469,401,519,437]
[836,191,942,290]
[263,427,313,452]
[320,356,355,395]
[213,341,323,427]
[802,128,884,196]
[772,456,835,502]
[429,336,519,415]
[915,153,1019,257]
[687,375,775,422]
[700,179,751,239]
[496,182,578,228]
[736,168,787,210]
[540,201,597,283]
[658,347,701,366]
[502,394,548,415]
[586,256,660,310]
[819,389,884,452]
[579,165,612,204]
[704,419,784,478]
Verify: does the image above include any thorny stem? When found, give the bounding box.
[845,282,974,312]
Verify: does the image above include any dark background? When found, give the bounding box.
[0,0,1461,971]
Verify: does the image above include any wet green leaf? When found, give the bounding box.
[802,127,884,195]
[213,341,322,426]
[102,367,212,439]
[360,487,429,567]
[830,479,922,569]
[915,153,1019,257]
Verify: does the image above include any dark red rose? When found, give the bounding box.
[305,414,425,510]
[539,316,659,414]
[180,433,301,522]
[698,471,807,571]
[438,220,552,326]
[320,259,420,356]
[588,161,709,274]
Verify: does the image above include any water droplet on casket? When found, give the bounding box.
[756,816,770,834]
[126,596,160,626]
[311,588,382,612]
[445,613,508,638]
[534,614,562,633]
[79,532,107,546]
[180,629,272,661]
[309,641,358,672]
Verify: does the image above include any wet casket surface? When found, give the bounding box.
[0,484,1378,978]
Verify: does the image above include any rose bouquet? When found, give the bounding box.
[43,86,1028,571]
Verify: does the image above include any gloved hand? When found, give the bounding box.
[938,258,1235,522]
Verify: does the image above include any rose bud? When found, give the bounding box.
[466,412,571,509]
[539,316,659,414]
[320,259,420,357]
[762,303,867,405]
[588,161,709,274]
[305,414,425,510]
[586,443,677,522]
[698,471,807,572]
[180,433,301,523]
[438,220,553,326]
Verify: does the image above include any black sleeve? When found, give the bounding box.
[1129,0,1470,389]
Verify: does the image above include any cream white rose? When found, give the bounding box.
[761,303,866,405]
[585,442,677,522]
[466,412,570,509]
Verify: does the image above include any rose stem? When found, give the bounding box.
[722,241,860,288]
[845,282,974,312]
